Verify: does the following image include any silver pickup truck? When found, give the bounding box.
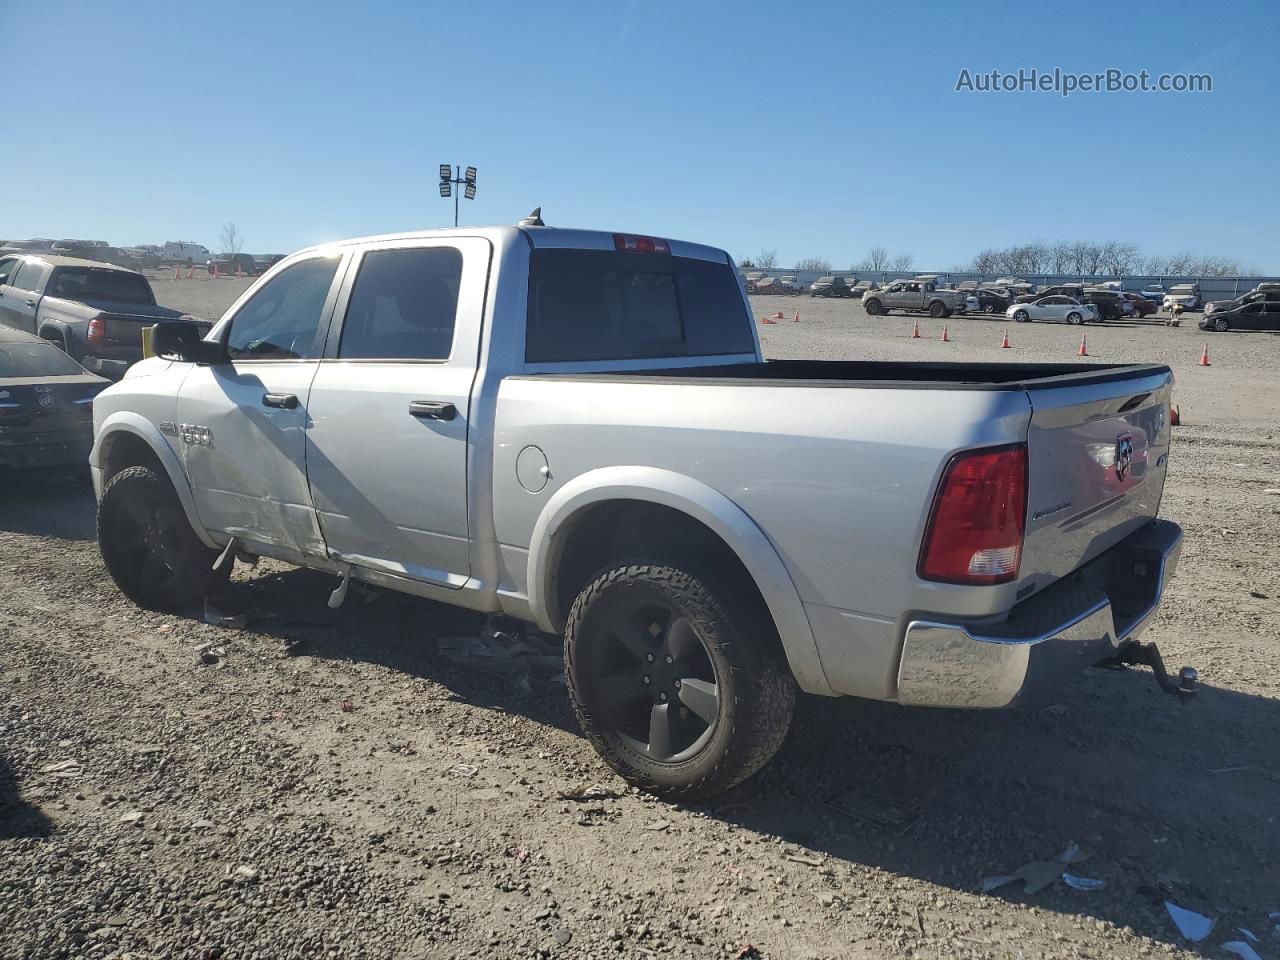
[863,278,968,317]
[90,218,1186,798]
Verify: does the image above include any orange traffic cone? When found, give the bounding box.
[1000,329,1010,349]
[910,318,921,338]
[186,265,195,279]
[760,316,776,325]
[235,263,244,278]
[773,311,784,319]
[1078,333,1088,356]
[940,324,950,342]
[792,313,800,323]
[1198,342,1211,366]
[174,266,180,280]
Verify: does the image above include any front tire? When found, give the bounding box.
[565,561,796,800]
[1013,309,1030,323]
[97,466,226,609]
[1214,316,1229,332]
[864,298,883,316]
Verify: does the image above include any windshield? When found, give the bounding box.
[50,268,152,305]
[0,340,87,377]
[526,249,754,363]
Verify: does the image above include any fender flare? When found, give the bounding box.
[90,411,218,549]
[526,465,835,696]
[36,319,72,350]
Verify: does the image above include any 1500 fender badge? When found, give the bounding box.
[179,423,212,446]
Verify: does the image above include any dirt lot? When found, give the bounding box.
[2,290,1278,960]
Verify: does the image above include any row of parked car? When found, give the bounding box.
[747,269,1280,330]
[0,238,284,276]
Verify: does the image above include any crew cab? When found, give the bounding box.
[863,278,967,317]
[0,255,206,379]
[89,220,1185,798]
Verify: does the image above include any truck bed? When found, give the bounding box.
[522,359,1172,390]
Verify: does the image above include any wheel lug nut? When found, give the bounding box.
[664,655,673,664]
[645,653,655,663]
[659,692,668,702]
[642,675,651,685]
[674,679,681,689]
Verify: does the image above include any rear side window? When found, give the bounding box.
[51,268,150,304]
[526,250,753,363]
[338,247,461,360]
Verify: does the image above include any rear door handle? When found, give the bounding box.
[262,392,299,409]
[409,400,456,421]
[25,299,37,307]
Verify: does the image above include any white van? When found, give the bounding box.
[161,241,211,265]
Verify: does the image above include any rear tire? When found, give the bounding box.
[97,465,227,609]
[1067,312,1083,325]
[565,561,796,800]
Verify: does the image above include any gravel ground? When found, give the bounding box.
[2,290,1278,960]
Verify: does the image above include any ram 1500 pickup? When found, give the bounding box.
[863,278,968,317]
[0,254,207,378]
[89,218,1186,798]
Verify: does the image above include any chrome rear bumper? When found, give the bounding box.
[897,519,1182,708]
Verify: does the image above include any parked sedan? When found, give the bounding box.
[1199,300,1280,332]
[0,327,108,476]
[809,275,854,298]
[1006,296,1099,324]
[971,288,1011,314]
[1123,292,1159,317]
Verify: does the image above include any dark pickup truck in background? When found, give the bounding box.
[0,255,208,378]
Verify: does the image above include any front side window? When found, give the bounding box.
[338,247,462,360]
[226,256,339,360]
[0,257,17,286]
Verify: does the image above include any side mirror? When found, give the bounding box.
[153,321,226,365]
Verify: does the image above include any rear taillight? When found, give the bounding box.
[613,234,670,254]
[919,444,1028,585]
[87,315,106,344]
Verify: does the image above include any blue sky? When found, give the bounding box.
[6,0,1277,270]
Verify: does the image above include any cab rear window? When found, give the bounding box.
[526,250,753,363]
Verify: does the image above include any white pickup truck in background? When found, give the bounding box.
[89,216,1187,798]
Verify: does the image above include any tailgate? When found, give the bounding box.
[104,314,208,349]
[1019,366,1174,590]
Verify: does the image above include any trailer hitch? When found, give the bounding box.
[1097,640,1198,699]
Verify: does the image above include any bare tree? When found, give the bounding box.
[756,248,778,270]
[857,246,889,271]
[219,221,244,256]
[888,252,915,272]
[794,256,832,273]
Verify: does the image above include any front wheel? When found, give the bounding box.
[1214,316,1229,332]
[565,562,796,800]
[928,301,946,319]
[1067,312,1083,325]
[864,298,883,316]
[97,466,227,609]
[1013,310,1030,323]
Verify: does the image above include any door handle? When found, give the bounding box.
[262,392,299,409]
[409,400,456,421]
[25,299,37,307]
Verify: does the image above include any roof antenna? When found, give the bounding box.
[518,206,544,227]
